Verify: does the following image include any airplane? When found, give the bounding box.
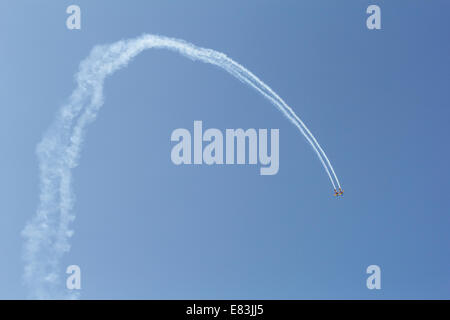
[334,188,344,197]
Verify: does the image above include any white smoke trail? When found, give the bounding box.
[22,34,340,299]
[223,61,341,189]
[221,59,338,189]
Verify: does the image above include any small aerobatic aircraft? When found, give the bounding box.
[334,188,344,197]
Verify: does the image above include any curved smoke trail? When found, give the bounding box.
[22,34,340,299]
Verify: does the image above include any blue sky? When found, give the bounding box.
[0,0,449,299]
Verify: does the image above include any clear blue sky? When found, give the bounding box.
[0,0,449,299]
